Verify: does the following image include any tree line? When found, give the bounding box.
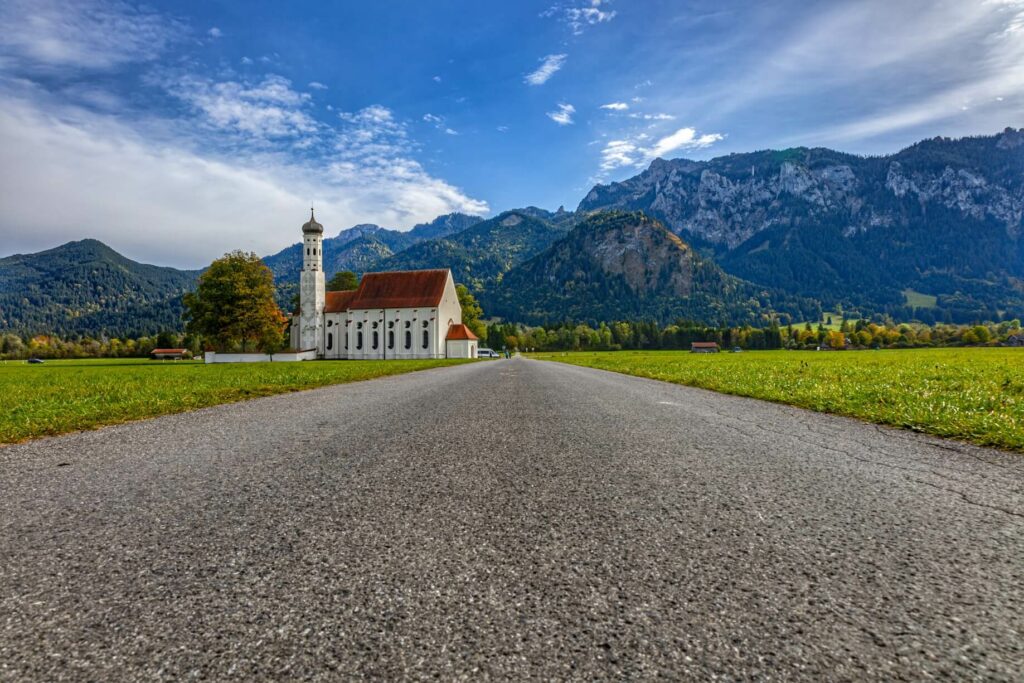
[483,317,1023,353]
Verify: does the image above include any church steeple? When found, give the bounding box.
[298,208,326,354]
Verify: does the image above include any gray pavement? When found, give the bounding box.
[1,356,1021,680]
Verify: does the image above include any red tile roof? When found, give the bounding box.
[151,348,186,354]
[446,323,478,341]
[691,342,720,348]
[324,289,358,313]
[348,269,449,310]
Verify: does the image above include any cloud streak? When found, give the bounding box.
[0,0,186,70]
[547,103,576,125]
[600,126,723,171]
[525,54,567,85]
[544,1,617,35]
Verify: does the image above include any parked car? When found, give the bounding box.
[476,348,500,358]
[27,358,44,364]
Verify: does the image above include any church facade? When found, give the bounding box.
[289,210,478,360]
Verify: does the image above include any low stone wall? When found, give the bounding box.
[204,350,317,364]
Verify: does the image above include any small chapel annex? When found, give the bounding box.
[289,209,478,360]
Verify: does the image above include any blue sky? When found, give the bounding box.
[0,0,1021,267]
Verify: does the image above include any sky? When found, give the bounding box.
[0,0,1021,268]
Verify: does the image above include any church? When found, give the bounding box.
[289,210,479,360]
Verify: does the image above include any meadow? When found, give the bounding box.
[0,358,470,444]
[531,348,1024,452]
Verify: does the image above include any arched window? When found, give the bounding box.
[372,331,379,349]
[388,330,395,349]
[422,329,429,349]
[327,333,333,351]
[306,247,310,256]
[357,331,363,350]
[404,330,412,349]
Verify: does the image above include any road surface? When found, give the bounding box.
[1,357,1021,680]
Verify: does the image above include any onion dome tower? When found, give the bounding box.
[298,208,326,355]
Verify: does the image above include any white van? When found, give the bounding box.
[476,348,500,358]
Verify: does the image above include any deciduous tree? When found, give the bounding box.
[456,284,486,338]
[183,251,287,352]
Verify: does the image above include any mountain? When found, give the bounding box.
[579,128,1024,322]
[262,212,482,305]
[0,239,199,337]
[262,212,482,285]
[375,209,574,291]
[488,211,817,325]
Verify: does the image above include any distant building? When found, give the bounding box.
[444,324,479,359]
[151,348,187,360]
[290,209,467,360]
[1006,334,1024,347]
[690,342,720,353]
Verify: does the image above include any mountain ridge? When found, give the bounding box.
[3,129,1023,335]
[578,128,1024,321]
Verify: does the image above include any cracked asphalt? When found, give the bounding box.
[1,357,1022,680]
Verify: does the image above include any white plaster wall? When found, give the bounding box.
[446,340,476,359]
[298,232,325,354]
[205,352,272,363]
[323,312,347,359]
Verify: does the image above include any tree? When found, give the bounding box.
[155,330,178,348]
[456,284,486,339]
[327,270,359,291]
[183,251,287,352]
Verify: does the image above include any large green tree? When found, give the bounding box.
[327,270,359,291]
[183,251,287,352]
[456,284,486,338]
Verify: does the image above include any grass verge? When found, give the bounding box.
[530,349,1024,452]
[1,358,471,444]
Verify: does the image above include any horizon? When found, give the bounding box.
[1,0,1022,268]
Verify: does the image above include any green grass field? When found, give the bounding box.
[0,358,470,444]
[531,348,1024,452]
[902,288,939,309]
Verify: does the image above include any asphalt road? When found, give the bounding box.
[1,357,1021,680]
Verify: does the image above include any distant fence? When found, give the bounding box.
[204,350,317,364]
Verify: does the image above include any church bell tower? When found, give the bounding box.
[299,208,325,355]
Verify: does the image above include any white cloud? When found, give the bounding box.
[208,27,222,38]
[423,112,458,135]
[165,74,319,140]
[0,90,488,267]
[525,54,567,86]
[629,112,676,120]
[433,75,442,83]
[547,103,576,125]
[308,81,328,90]
[0,0,185,71]
[240,56,253,65]
[698,0,1024,143]
[544,1,617,35]
[600,126,723,171]
[600,102,629,111]
[496,125,509,132]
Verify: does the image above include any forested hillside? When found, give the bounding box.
[0,240,199,337]
[488,211,819,325]
[375,209,573,291]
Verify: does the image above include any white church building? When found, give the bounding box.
[289,210,478,360]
